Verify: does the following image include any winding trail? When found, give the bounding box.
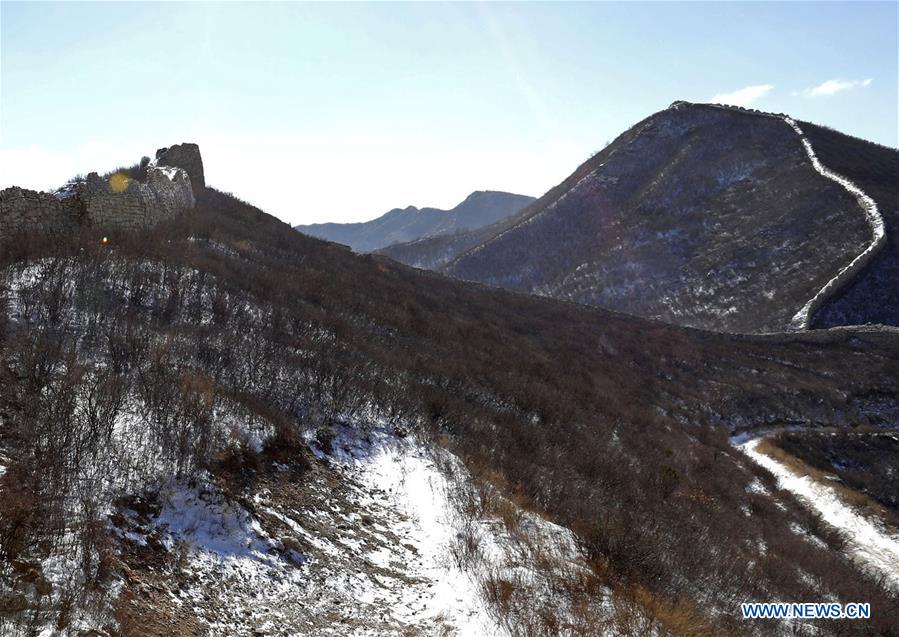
[781,116,886,330]
[738,437,899,590]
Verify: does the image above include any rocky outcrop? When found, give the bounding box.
[154,143,205,195]
[1,145,201,242]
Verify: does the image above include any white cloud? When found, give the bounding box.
[802,78,873,97]
[709,84,774,107]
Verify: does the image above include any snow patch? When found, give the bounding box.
[746,477,769,495]
[352,441,507,635]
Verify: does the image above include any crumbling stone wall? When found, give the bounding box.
[1,144,202,242]
[65,166,195,230]
[0,187,78,239]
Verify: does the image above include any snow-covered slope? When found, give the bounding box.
[6,185,899,637]
[111,427,610,637]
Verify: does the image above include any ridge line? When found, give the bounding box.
[781,116,886,331]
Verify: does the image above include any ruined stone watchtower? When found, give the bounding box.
[154,143,205,196]
[1,143,205,241]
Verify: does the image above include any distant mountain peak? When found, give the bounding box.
[294,190,534,252]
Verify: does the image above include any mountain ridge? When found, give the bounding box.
[382,101,897,334]
[294,190,535,252]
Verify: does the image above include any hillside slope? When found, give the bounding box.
[2,179,899,635]
[294,190,534,252]
[388,102,894,334]
[377,221,500,270]
[800,122,899,328]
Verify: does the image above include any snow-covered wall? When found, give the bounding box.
[674,101,886,332]
[59,165,195,230]
[154,143,205,196]
[781,118,886,330]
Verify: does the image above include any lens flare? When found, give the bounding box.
[109,172,130,193]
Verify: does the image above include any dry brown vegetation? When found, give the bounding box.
[803,119,899,329]
[765,430,899,530]
[1,187,898,634]
[419,104,887,334]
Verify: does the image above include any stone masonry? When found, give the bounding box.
[0,188,78,240]
[154,143,205,195]
[1,144,203,242]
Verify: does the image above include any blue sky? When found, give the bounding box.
[2,2,896,225]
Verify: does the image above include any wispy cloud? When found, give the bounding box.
[797,78,873,97]
[710,84,774,107]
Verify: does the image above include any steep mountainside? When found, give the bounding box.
[294,190,534,252]
[800,122,899,328]
[387,102,893,334]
